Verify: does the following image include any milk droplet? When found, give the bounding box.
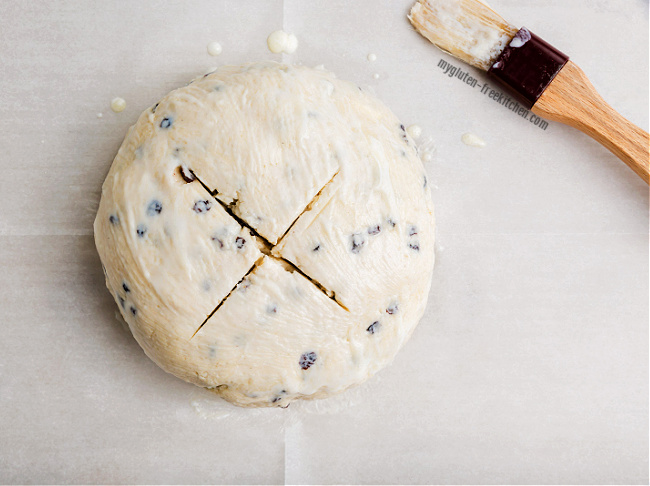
[509,27,531,48]
[267,30,298,54]
[285,34,298,54]
[407,124,422,140]
[206,41,222,56]
[111,97,126,113]
[267,30,288,53]
[461,132,486,147]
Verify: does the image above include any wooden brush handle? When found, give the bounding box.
[532,61,649,183]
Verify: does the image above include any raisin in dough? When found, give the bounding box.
[94,62,435,407]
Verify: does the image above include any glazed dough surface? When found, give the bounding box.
[94,62,435,407]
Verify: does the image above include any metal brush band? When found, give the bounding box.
[488,27,569,109]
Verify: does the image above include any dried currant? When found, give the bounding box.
[299,351,317,370]
[367,321,380,334]
[193,200,212,213]
[147,200,162,216]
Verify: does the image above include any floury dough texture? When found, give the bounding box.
[94,62,435,407]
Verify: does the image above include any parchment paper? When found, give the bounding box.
[0,0,647,483]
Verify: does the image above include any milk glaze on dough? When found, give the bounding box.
[94,62,435,407]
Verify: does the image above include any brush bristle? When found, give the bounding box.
[409,0,518,71]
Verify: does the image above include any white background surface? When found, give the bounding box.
[0,0,648,484]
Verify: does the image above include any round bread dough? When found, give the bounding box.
[94,62,435,407]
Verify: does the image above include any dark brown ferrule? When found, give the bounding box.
[488,27,569,109]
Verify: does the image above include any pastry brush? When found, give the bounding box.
[409,0,650,183]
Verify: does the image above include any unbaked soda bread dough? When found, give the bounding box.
[94,62,435,407]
